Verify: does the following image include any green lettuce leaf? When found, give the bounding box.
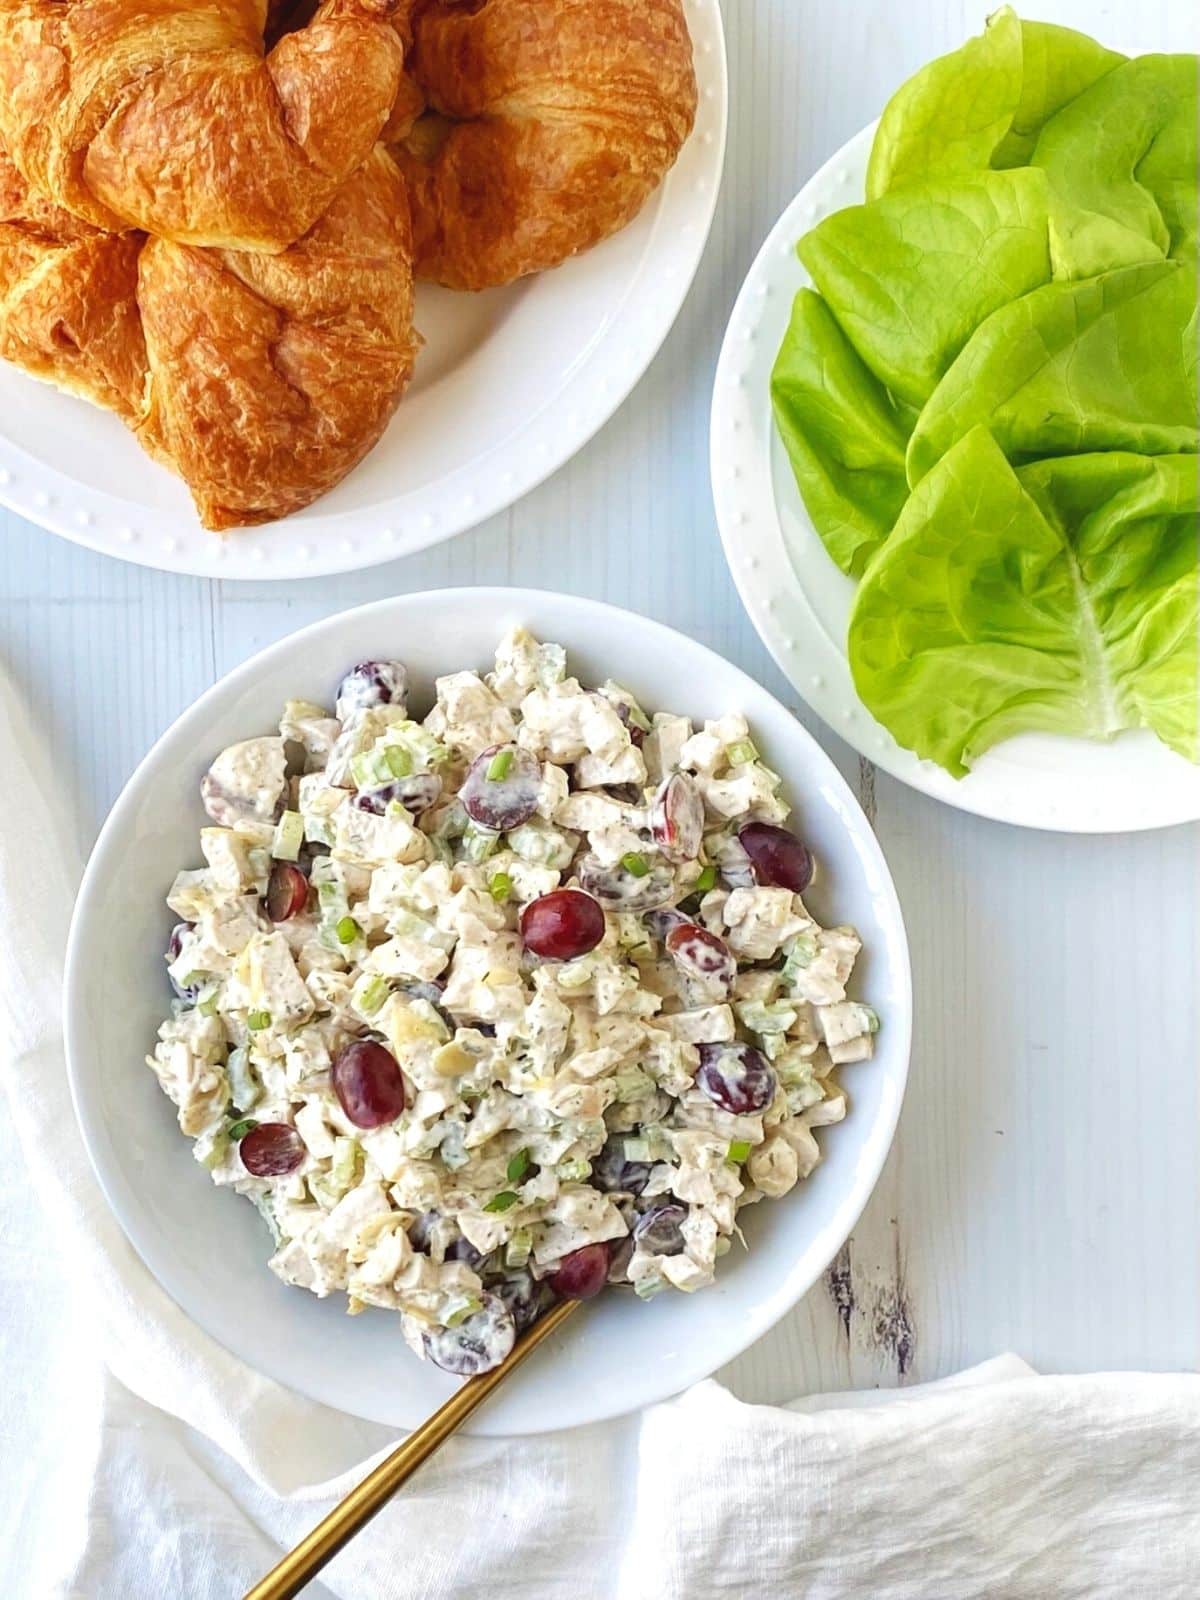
[848,428,1199,775]
[770,289,910,577]
[908,261,1199,486]
[1033,53,1199,263]
[992,20,1125,168]
[798,167,1054,409]
[866,6,1024,200]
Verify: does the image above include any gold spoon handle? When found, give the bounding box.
[244,1297,580,1600]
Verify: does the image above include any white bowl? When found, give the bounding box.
[0,0,726,581]
[711,123,1200,833]
[65,589,911,1434]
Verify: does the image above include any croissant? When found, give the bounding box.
[0,0,406,250]
[390,0,698,290]
[0,145,147,421]
[0,142,418,528]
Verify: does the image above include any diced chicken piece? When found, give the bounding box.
[722,887,809,961]
[201,737,287,828]
[655,1005,736,1045]
[426,672,517,758]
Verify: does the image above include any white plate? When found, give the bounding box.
[0,1,726,582]
[65,588,911,1435]
[711,125,1200,834]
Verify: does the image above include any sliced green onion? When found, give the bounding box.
[486,749,514,782]
[727,1139,752,1165]
[484,1190,521,1214]
[335,915,360,946]
[506,1147,531,1183]
[489,871,514,904]
[621,852,650,878]
[246,1010,271,1033]
[695,864,717,894]
[228,1117,259,1141]
[271,809,305,862]
[386,745,414,779]
[727,738,759,766]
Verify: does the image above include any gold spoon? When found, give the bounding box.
[243,1297,581,1600]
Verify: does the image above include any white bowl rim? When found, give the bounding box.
[64,587,913,1433]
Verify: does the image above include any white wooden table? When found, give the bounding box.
[1,0,1196,1405]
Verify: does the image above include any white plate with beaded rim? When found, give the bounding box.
[711,124,1200,835]
[65,588,911,1434]
[0,0,726,582]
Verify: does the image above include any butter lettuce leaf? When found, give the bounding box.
[770,289,910,577]
[798,167,1054,409]
[848,429,1199,775]
[866,6,1023,200]
[908,261,1199,486]
[1033,53,1199,263]
[992,19,1124,168]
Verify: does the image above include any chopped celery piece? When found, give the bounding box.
[461,824,500,863]
[335,915,361,946]
[352,973,390,1018]
[621,852,650,878]
[197,989,220,1017]
[331,1136,362,1193]
[727,1139,752,1164]
[272,810,305,862]
[226,1046,261,1110]
[505,1229,533,1269]
[386,745,413,779]
[555,1158,592,1183]
[634,1275,665,1300]
[489,871,514,904]
[623,1136,652,1163]
[726,739,759,766]
[444,1295,483,1328]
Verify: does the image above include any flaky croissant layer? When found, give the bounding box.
[0,0,407,251]
[0,143,418,529]
[392,0,698,290]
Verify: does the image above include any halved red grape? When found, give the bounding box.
[644,907,689,945]
[266,863,309,922]
[424,1293,515,1375]
[577,854,675,913]
[696,1042,777,1114]
[591,1134,652,1197]
[633,1202,687,1257]
[353,774,442,817]
[459,744,541,832]
[547,1241,611,1300]
[738,822,814,894]
[665,922,735,994]
[651,772,704,863]
[167,923,199,1001]
[332,1040,411,1129]
[494,1269,552,1335]
[335,660,409,720]
[520,889,605,960]
[240,1122,305,1177]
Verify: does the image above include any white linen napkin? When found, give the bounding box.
[2,661,1197,1600]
